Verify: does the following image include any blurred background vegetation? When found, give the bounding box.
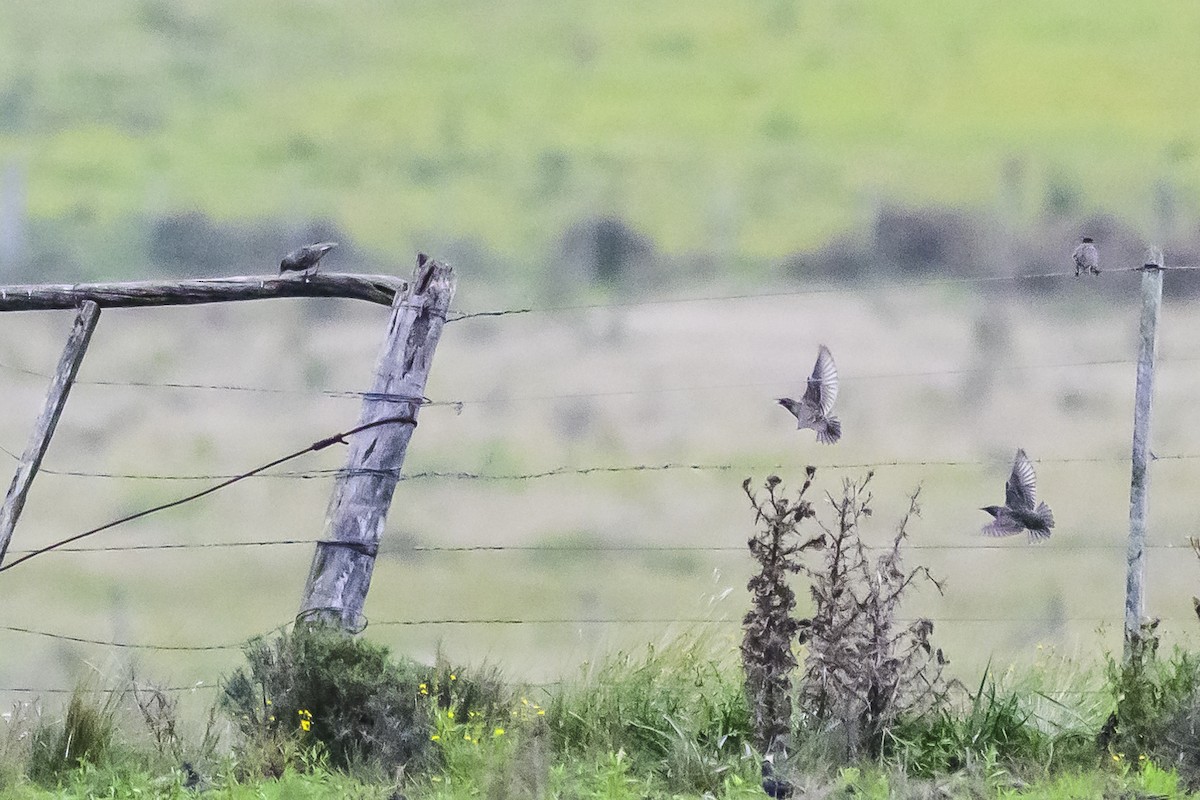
[1,0,1200,294]
[2,0,1200,717]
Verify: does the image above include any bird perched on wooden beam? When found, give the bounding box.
[1072,236,1100,277]
[280,241,338,276]
[777,344,842,444]
[981,448,1055,541]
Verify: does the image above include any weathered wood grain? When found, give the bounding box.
[1125,249,1163,659]
[297,255,456,630]
[0,273,405,311]
[0,301,101,565]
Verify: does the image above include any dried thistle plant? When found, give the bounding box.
[740,469,825,756]
[796,472,949,759]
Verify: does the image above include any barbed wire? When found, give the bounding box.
[0,683,219,695]
[0,353,1175,405]
[5,452,1198,484]
[0,681,1113,697]
[0,622,288,651]
[0,616,1144,653]
[7,539,1199,556]
[444,265,1166,321]
[0,414,418,574]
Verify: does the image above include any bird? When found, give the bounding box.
[1072,236,1100,277]
[181,762,201,791]
[761,756,795,799]
[980,448,1055,541]
[280,241,338,276]
[777,344,842,444]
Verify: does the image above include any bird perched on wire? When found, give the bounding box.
[777,344,842,444]
[280,241,338,276]
[980,448,1055,541]
[1072,236,1100,277]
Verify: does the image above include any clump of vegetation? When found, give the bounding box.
[545,631,754,795]
[1100,618,1200,787]
[796,474,949,760]
[886,670,1060,777]
[27,680,123,786]
[221,623,436,776]
[740,470,823,756]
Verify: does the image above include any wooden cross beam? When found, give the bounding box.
[0,273,406,312]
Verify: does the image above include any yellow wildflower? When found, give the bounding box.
[447,710,455,719]
[431,734,440,741]
[493,727,505,737]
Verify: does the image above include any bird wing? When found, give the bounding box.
[981,515,1026,537]
[803,345,838,415]
[1071,243,1085,265]
[1004,449,1037,509]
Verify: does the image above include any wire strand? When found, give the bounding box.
[8,540,1199,556]
[0,414,417,574]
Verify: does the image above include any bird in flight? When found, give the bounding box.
[1072,236,1100,277]
[280,242,338,276]
[777,345,842,444]
[980,448,1055,541]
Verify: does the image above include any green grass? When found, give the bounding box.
[1,1,1199,276]
[3,632,1200,798]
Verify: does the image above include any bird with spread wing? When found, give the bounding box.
[777,345,842,445]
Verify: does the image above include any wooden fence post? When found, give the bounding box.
[0,301,101,565]
[1125,248,1163,659]
[297,255,456,630]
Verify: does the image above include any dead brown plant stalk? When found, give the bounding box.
[797,472,949,760]
[741,469,825,757]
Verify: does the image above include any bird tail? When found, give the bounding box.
[1037,502,1054,529]
[816,416,842,445]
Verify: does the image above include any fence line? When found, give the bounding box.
[446,265,1166,320]
[5,452,1199,484]
[0,615,1175,652]
[8,540,1200,556]
[3,261,1198,698]
[10,353,1200,407]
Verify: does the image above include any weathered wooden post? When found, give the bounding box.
[0,301,101,565]
[1125,247,1163,659]
[298,255,456,630]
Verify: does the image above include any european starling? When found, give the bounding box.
[181,762,201,791]
[778,344,842,444]
[761,757,795,799]
[980,448,1055,541]
[1072,237,1100,277]
[280,241,338,276]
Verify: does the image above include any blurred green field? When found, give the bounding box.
[2,272,1200,710]
[1,0,1199,275]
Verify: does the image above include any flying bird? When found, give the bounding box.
[1072,237,1100,277]
[280,241,338,276]
[980,448,1055,541]
[778,345,842,444]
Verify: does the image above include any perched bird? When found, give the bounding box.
[761,757,795,799]
[980,449,1055,541]
[1072,236,1100,277]
[280,241,338,276]
[181,762,201,791]
[778,345,842,444]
